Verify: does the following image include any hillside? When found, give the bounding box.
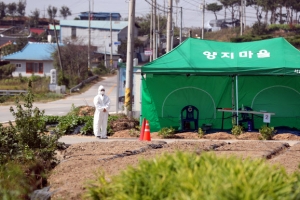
[202,24,300,49]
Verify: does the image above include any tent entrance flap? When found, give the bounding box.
[141,75,233,132]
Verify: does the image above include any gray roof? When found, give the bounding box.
[60,20,129,31]
[2,42,59,61]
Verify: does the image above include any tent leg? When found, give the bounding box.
[231,76,236,126]
[235,75,239,126]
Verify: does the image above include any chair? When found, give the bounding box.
[181,105,199,131]
[238,106,254,131]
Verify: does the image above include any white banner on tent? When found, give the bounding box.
[263,113,271,123]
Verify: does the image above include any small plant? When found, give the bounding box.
[259,125,276,140]
[68,103,80,116]
[129,128,140,137]
[158,127,175,138]
[231,125,244,136]
[198,128,205,138]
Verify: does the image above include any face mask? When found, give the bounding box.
[100,91,105,95]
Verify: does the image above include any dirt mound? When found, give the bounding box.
[203,132,236,140]
[77,106,95,116]
[237,132,262,140]
[111,130,300,141]
[273,133,300,140]
[110,116,139,133]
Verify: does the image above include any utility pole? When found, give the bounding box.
[157,12,160,57]
[153,0,157,60]
[110,13,113,69]
[243,0,246,30]
[201,0,205,39]
[240,0,243,36]
[150,1,153,61]
[88,0,91,70]
[49,8,64,80]
[125,0,135,118]
[180,7,182,43]
[166,0,172,53]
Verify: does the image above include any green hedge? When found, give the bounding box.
[85,152,300,200]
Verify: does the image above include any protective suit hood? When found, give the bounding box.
[98,85,105,95]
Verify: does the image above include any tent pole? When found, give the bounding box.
[231,76,235,126]
[235,75,239,126]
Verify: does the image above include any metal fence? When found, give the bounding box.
[0,90,27,96]
[69,75,98,93]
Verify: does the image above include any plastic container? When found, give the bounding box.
[247,120,253,131]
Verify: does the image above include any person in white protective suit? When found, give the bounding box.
[93,85,110,139]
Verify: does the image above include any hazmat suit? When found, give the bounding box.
[93,85,110,138]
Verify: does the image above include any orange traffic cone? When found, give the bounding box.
[143,120,151,141]
[139,118,146,141]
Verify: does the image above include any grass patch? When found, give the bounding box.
[86,152,300,200]
[0,75,104,104]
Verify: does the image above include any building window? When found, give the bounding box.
[71,27,76,39]
[26,62,43,74]
[15,63,21,68]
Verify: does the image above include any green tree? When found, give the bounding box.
[6,2,17,25]
[218,0,230,19]
[292,0,300,23]
[136,13,167,36]
[206,3,223,20]
[0,2,6,21]
[16,0,26,16]
[118,38,144,60]
[257,0,280,24]
[60,5,72,19]
[52,37,90,86]
[29,8,40,27]
[246,0,264,24]
[1,37,28,56]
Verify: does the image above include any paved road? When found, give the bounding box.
[0,75,119,123]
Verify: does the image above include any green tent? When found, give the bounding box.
[141,37,300,132]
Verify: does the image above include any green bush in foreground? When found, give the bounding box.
[0,162,30,199]
[85,152,300,200]
[0,84,63,199]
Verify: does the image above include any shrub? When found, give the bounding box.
[85,152,300,200]
[0,162,31,199]
[0,86,63,198]
[54,115,86,134]
[30,74,41,82]
[198,128,205,138]
[57,72,69,87]
[158,127,176,138]
[3,86,62,163]
[231,125,244,136]
[80,117,93,135]
[259,125,276,140]
[92,67,102,75]
[251,22,268,35]
[0,64,16,78]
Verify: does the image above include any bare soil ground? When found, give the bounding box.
[44,106,300,199]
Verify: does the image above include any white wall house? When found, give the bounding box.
[60,20,139,56]
[2,42,59,77]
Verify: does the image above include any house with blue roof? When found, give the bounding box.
[2,42,58,77]
[60,20,139,61]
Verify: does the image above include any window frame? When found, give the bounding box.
[26,62,43,74]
